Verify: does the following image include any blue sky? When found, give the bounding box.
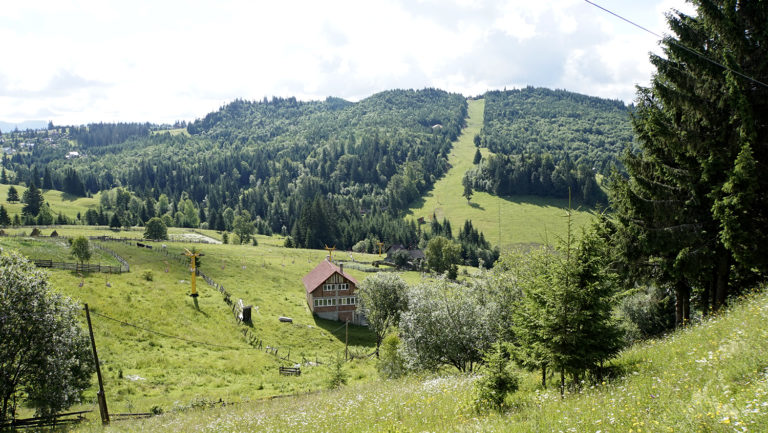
[0,0,694,125]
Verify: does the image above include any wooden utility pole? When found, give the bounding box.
[345,320,349,361]
[84,304,109,425]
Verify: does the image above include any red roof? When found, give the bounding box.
[303,259,358,294]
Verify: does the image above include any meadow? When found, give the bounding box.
[0,184,101,220]
[1,226,437,416]
[66,286,768,432]
[406,99,597,251]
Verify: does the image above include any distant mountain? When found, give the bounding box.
[0,120,48,132]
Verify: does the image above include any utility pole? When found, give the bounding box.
[84,304,109,425]
[376,241,384,256]
[345,320,349,361]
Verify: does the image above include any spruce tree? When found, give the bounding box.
[610,0,768,316]
[21,182,44,217]
[0,205,10,226]
[6,186,19,203]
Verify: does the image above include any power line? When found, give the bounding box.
[583,0,768,89]
[89,310,242,350]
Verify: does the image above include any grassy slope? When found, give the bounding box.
[2,227,439,415]
[406,99,596,250]
[0,184,101,219]
[75,290,768,433]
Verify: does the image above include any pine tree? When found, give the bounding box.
[609,0,768,316]
[42,167,53,190]
[21,182,44,217]
[0,205,10,226]
[6,186,19,203]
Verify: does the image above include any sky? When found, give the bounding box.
[0,0,695,126]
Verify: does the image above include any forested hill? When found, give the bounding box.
[469,87,633,205]
[4,89,467,250]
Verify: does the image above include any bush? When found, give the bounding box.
[142,270,154,281]
[222,232,229,244]
[619,285,675,341]
[377,332,406,379]
[30,227,42,236]
[327,354,348,389]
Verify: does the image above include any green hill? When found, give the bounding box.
[406,99,596,250]
[71,287,768,432]
[0,184,101,220]
[0,227,394,414]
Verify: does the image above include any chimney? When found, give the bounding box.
[339,263,344,275]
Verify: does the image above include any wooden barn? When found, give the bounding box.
[303,259,363,324]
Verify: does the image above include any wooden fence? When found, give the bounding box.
[32,259,125,274]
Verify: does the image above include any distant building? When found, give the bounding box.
[303,259,362,324]
[386,244,425,268]
[66,151,80,159]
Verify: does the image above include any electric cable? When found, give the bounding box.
[583,0,768,89]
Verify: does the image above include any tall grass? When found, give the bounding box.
[74,290,768,432]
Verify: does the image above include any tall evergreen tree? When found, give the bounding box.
[21,182,44,217]
[42,166,53,190]
[6,186,19,203]
[0,205,10,226]
[610,0,768,318]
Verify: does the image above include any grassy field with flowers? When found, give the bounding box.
[72,289,768,433]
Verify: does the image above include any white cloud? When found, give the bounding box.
[0,0,692,124]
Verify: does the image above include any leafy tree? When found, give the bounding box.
[425,235,461,277]
[399,277,494,372]
[0,205,9,226]
[70,236,91,264]
[356,273,408,355]
[143,217,168,240]
[5,186,18,203]
[21,182,44,217]
[232,210,255,244]
[0,251,93,422]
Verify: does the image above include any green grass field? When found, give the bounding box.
[0,184,101,220]
[2,227,442,416]
[406,99,597,250]
[69,288,768,433]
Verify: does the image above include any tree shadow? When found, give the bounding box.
[60,192,85,202]
[468,202,485,210]
[312,316,375,347]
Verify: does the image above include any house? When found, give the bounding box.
[66,151,80,159]
[303,259,362,324]
[386,244,426,269]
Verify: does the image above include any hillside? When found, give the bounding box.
[407,99,596,250]
[0,227,398,414]
[71,288,768,432]
[0,184,101,221]
[481,87,634,174]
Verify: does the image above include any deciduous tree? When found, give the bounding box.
[0,251,93,422]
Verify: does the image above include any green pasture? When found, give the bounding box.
[0,184,101,219]
[73,289,768,433]
[406,99,597,250]
[2,227,440,416]
[0,236,121,265]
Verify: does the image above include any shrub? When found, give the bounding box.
[377,332,406,379]
[327,354,348,389]
[142,270,154,281]
[474,343,519,413]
